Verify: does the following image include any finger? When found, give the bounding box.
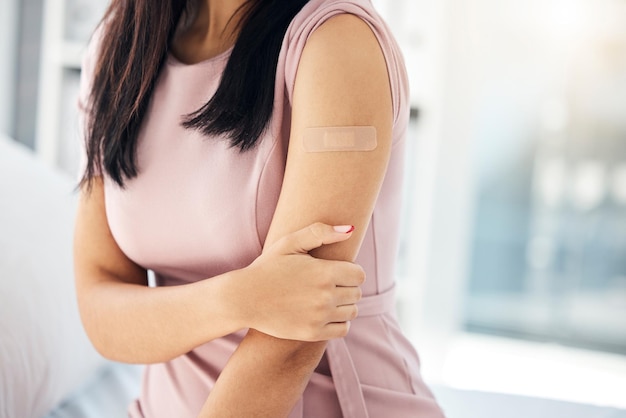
[329,304,359,323]
[333,285,362,306]
[331,263,366,287]
[282,222,355,254]
[318,321,351,340]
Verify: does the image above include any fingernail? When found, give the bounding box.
[333,225,355,233]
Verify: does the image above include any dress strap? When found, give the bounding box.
[326,285,396,418]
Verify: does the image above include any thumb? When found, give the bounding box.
[281,222,355,254]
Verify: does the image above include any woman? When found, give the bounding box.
[73,0,445,416]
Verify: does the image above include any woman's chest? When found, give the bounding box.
[103,63,289,282]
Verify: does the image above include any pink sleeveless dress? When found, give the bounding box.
[78,0,444,416]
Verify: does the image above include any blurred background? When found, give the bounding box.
[1,0,625,416]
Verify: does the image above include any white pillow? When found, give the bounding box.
[0,136,105,418]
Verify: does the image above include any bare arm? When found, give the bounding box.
[73,177,244,363]
[74,181,362,363]
[199,14,394,417]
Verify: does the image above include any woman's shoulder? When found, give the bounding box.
[287,0,389,42]
[282,0,409,125]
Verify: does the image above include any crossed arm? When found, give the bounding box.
[198,14,394,417]
[73,13,393,417]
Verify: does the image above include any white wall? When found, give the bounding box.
[0,0,19,136]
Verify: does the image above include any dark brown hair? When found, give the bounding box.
[80,0,309,188]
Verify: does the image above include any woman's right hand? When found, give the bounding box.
[232,222,365,342]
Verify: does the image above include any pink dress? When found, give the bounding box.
[78,0,445,416]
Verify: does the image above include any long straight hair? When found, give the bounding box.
[80,0,309,189]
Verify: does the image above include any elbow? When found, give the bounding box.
[88,334,124,363]
[79,314,127,363]
[77,302,150,364]
[79,311,180,365]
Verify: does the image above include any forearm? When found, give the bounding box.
[78,269,245,364]
[75,174,361,367]
[75,177,247,364]
[199,329,327,418]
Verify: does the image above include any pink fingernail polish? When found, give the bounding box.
[333,225,355,233]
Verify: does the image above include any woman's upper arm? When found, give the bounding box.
[74,177,147,292]
[264,13,394,260]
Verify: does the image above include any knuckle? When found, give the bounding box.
[325,290,335,305]
[351,305,359,320]
[306,325,321,341]
[278,234,293,252]
[338,322,350,337]
[296,324,309,339]
[302,329,313,341]
[357,267,366,284]
[318,271,334,289]
[310,221,325,231]
[308,223,326,244]
[320,291,334,309]
[312,298,328,317]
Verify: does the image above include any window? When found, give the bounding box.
[393,0,626,407]
[460,0,626,355]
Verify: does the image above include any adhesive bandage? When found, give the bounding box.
[302,126,377,152]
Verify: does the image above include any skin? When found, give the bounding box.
[74,1,365,365]
[74,0,393,416]
[196,6,394,418]
[74,182,363,363]
[169,0,248,65]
